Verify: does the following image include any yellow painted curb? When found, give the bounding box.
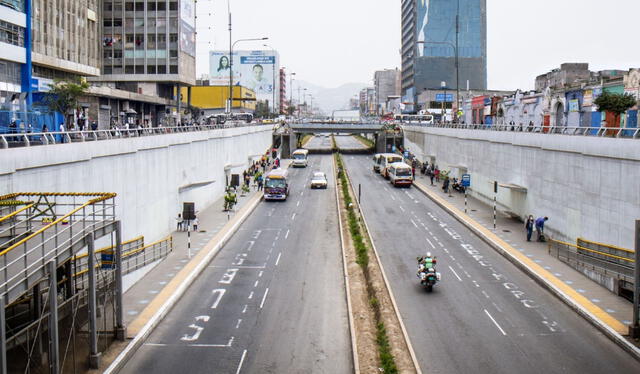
[413,180,627,335]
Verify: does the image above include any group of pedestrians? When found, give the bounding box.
[525,215,548,242]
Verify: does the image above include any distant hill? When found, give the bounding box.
[293,81,369,115]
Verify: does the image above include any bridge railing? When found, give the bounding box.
[0,122,270,149]
[401,122,640,139]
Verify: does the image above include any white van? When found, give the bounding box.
[380,153,404,179]
[372,154,383,173]
[292,149,309,167]
[388,162,413,187]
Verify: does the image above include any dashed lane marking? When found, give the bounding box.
[485,309,507,336]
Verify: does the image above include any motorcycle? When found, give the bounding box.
[419,269,440,292]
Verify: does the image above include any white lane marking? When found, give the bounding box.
[254,280,259,288]
[219,269,239,284]
[248,291,254,299]
[210,265,265,269]
[300,191,304,196]
[181,315,210,341]
[399,206,405,212]
[390,194,396,201]
[484,309,507,336]
[426,238,436,249]
[449,255,456,261]
[291,213,296,220]
[472,280,480,288]
[438,242,444,247]
[442,248,450,253]
[448,266,462,281]
[410,219,418,228]
[258,271,264,278]
[146,343,231,348]
[242,304,248,313]
[236,319,242,329]
[297,201,301,207]
[235,349,248,374]
[210,289,226,309]
[246,241,255,251]
[275,252,282,266]
[285,229,290,239]
[260,287,270,309]
[482,290,490,299]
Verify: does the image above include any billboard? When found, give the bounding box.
[209,50,280,104]
[180,0,196,56]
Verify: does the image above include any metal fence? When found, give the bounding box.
[0,122,270,149]
[548,238,634,296]
[402,122,640,139]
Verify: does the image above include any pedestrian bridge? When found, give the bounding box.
[288,122,384,134]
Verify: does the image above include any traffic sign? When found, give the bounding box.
[462,174,471,187]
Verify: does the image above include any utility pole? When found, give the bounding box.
[631,220,640,338]
[455,0,460,122]
[227,2,232,114]
[289,72,296,116]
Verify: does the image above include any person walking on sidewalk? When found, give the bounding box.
[535,216,548,242]
[429,167,435,186]
[193,217,199,231]
[176,214,183,231]
[257,174,264,191]
[525,215,534,242]
[434,167,440,182]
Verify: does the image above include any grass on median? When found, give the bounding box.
[335,152,399,374]
[354,135,375,149]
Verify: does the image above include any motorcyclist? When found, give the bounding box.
[417,252,437,278]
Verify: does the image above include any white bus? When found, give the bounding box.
[394,114,434,124]
[292,149,309,167]
[388,162,413,187]
[380,153,404,179]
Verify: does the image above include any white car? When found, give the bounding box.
[310,172,328,189]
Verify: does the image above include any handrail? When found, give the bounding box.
[122,236,171,258]
[549,238,635,263]
[0,122,272,149]
[577,237,635,254]
[0,203,34,224]
[0,192,116,257]
[401,122,640,138]
[72,235,144,261]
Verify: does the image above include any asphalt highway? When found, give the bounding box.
[340,150,639,374]
[121,150,351,373]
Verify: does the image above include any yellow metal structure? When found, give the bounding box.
[178,85,257,110]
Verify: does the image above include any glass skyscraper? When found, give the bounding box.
[401,0,487,106]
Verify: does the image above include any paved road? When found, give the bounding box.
[305,134,333,150]
[121,155,352,373]
[341,153,639,374]
[333,134,367,150]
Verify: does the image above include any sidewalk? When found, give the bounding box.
[410,170,634,331]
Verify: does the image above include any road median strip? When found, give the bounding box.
[334,152,421,374]
[412,180,640,361]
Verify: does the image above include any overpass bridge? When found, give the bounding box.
[273,122,403,157]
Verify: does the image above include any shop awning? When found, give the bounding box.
[498,183,527,193]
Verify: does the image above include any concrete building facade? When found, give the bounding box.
[401,0,487,111]
[374,68,400,114]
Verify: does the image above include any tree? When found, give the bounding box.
[44,78,90,126]
[254,101,270,118]
[593,91,636,127]
[285,105,296,116]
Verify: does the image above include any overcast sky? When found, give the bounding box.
[196,0,640,91]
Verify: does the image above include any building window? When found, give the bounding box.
[169,49,177,58]
[169,33,178,43]
[148,2,156,11]
[157,1,166,11]
[169,1,178,11]
[135,65,144,74]
[103,66,113,74]
[125,2,134,11]
[0,60,21,85]
[157,65,166,74]
[147,65,156,74]
[169,65,177,74]
[0,20,25,47]
[135,2,144,11]
[125,65,134,74]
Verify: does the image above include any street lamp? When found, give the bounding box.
[289,72,296,117]
[415,0,460,121]
[228,37,268,114]
[263,44,277,116]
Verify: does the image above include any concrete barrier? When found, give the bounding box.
[0,126,272,243]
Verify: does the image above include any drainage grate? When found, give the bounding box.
[502,230,511,233]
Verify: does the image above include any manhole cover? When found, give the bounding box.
[502,230,511,233]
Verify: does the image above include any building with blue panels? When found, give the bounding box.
[401,0,487,111]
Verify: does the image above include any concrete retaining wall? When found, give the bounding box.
[0,126,272,242]
[403,126,640,249]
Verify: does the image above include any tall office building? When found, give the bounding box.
[401,0,487,109]
[93,0,196,126]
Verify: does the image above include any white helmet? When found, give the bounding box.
[426,252,432,258]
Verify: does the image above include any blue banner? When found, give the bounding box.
[435,94,454,102]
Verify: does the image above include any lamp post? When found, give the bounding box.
[416,0,460,121]
[303,88,307,118]
[289,72,296,116]
[228,37,268,114]
[263,44,277,116]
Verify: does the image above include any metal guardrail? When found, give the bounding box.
[548,238,634,291]
[0,122,270,149]
[0,193,117,305]
[401,122,640,139]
